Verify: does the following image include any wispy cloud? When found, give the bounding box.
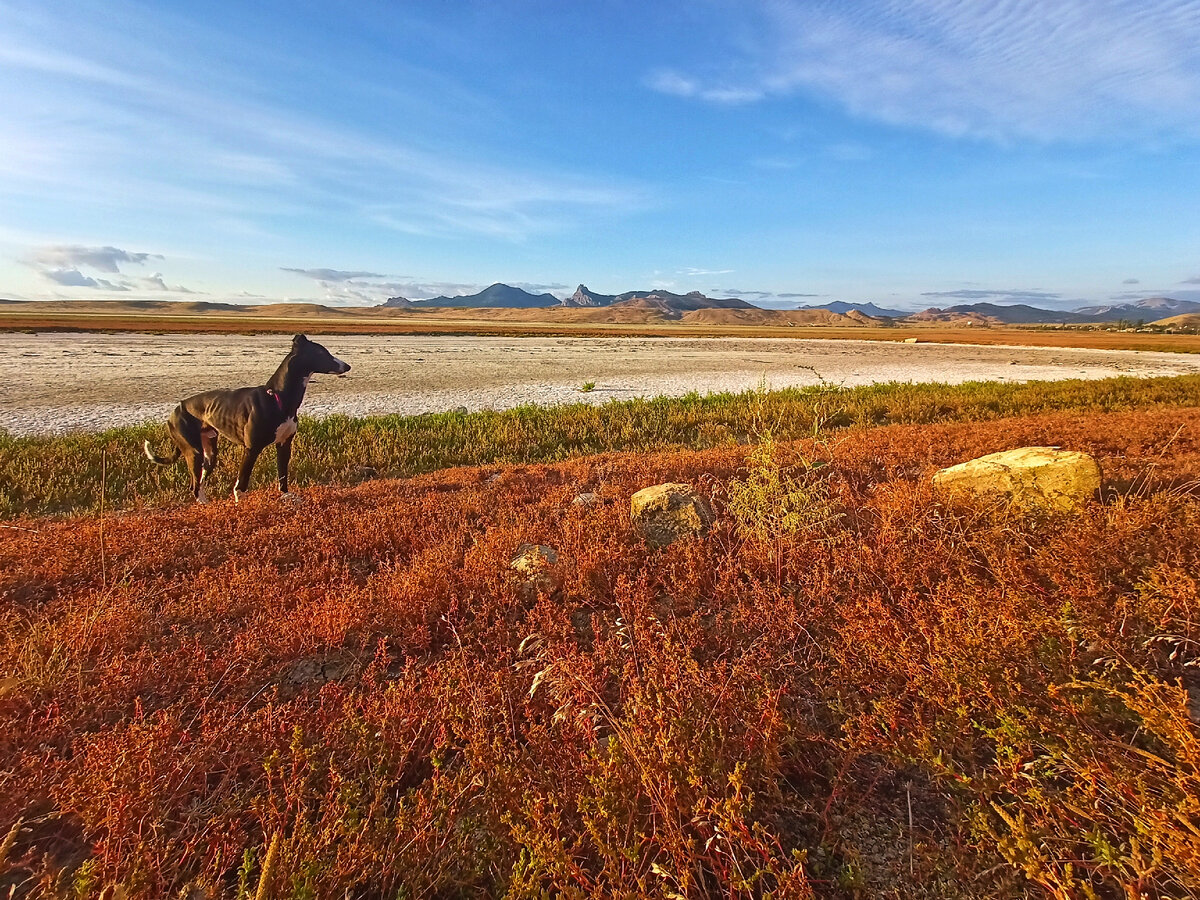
[645,69,764,104]
[721,288,777,298]
[511,282,570,295]
[281,268,387,282]
[280,269,489,306]
[1182,276,1200,284]
[921,289,1062,303]
[650,1,1200,141]
[0,2,647,250]
[679,267,734,277]
[1123,278,1142,285]
[279,266,568,304]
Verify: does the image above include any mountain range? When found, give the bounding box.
[383,284,1200,324]
[910,296,1200,325]
[385,283,561,308]
[384,284,757,315]
[9,290,1199,331]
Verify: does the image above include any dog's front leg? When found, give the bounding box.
[233,445,263,503]
[277,439,292,493]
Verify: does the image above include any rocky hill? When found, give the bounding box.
[1075,296,1200,320]
[611,290,755,315]
[562,284,618,307]
[815,300,908,318]
[907,303,1092,325]
[410,283,562,308]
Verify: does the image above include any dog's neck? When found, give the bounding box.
[266,352,311,417]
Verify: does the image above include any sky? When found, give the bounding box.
[1,0,1199,311]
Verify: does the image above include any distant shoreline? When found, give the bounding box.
[2,306,1200,355]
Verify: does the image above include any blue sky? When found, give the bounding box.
[1,0,1199,310]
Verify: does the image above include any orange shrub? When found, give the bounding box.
[2,406,1200,897]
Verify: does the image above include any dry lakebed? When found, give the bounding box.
[3,332,1200,436]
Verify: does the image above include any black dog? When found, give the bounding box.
[144,334,350,502]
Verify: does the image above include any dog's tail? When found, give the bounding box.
[143,439,180,466]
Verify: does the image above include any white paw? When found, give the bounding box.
[232,489,241,504]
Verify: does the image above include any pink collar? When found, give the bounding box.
[267,389,284,411]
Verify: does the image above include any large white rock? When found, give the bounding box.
[630,483,715,547]
[932,446,1101,512]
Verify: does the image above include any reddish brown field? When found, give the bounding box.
[3,407,1200,897]
[2,307,1199,353]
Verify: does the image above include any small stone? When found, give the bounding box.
[630,483,714,547]
[932,446,1101,512]
[903,337,920,343]
[453,405,469,414]
[571,492,599,508]
[510,544,561,593]
[279,655,355,698]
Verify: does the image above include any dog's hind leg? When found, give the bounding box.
[188,448,207,502]
[167,408,207,503]
[200,427,219,475]
[276,439,292,494]
[233,445,263,503]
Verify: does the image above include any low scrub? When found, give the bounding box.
[4,374,1200,519]
[2,406,1200,897]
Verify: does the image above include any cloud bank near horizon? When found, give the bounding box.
[21,244,196,295]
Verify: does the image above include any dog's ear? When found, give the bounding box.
[292,334,307,346]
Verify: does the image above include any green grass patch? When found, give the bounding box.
[4,373,1200,519]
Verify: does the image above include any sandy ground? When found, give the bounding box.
[3,332,1200,436]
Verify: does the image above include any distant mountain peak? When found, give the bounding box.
[564,284,617,307]
[808,300,908,318]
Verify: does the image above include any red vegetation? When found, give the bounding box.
[3,407,1200,897]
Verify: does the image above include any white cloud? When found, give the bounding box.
[651,0,1200,141]
[139,273,195,293]
[20,243,199,293]
[647,69,764,104]
[40,267,129,290]
[679,267,734,277]
[511,282,570,295]
[30,244,161,273]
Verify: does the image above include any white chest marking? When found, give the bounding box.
[274,417,298,445]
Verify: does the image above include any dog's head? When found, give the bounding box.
[292,334,351,376]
